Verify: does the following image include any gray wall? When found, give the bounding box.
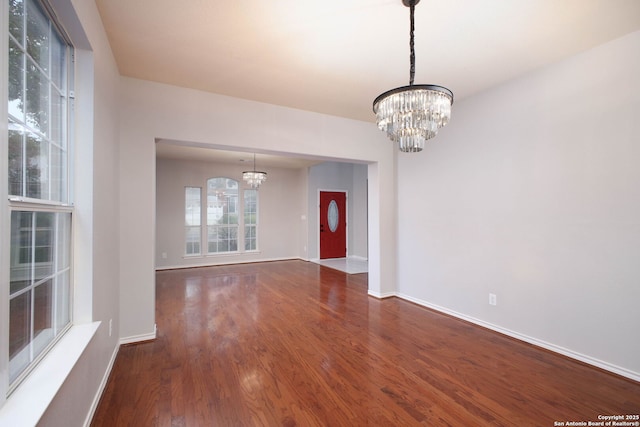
[36,0,121,424]
[155,157,307,268]
[396,31,640,379]
[156,158,369,268]
[9,7,636,426]
[118,75,397,339]
[307,162,368,260]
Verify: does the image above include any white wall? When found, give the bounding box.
[352,163,368,258]
[155,157,307,268]
[397,31,640,380]
[307,162,368,260]
[119,77,396,340]
[37,0,121,424]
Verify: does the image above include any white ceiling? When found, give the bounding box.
[97,0,640,163]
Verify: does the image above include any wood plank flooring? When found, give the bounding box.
[91,260,640,426]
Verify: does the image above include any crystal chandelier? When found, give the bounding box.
[373,0,453,153]
[242,154,267,189]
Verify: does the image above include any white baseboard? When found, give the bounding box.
[310,256,368,262]
[368,290,395,299]
[83,343,119,427]
[120,324,157,345]
[396,292,640,383]
[156,257,301,271]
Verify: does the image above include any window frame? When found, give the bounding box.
[184,177,259,257]
[184,186,201,256]
[2,0,75,398]
[206,177,239,254]
[7,204,72,387]
[243,188,258,252]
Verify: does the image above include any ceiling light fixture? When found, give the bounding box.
[242,153,267,189]
[373,0,453,153]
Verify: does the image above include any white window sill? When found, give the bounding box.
[0,322,100,426]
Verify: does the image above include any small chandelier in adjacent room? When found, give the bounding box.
[373,0,453,153]
[242,153,267,189]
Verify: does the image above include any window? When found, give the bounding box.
[185,178,258,256]
[5,0,73,389]
[9,211,70,383]
[184,187,201,255]
[207,178,238,253]
[244,189,257,251]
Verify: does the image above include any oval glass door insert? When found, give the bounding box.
[327,200,339,232]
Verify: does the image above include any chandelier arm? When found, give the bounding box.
[409,1,415,86]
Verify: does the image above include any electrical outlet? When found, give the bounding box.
[109,319,113,337]
[489,293,497,306]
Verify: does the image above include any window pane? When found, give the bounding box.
[207,226,217,253]
[9,290,31,382]
[245,225,256,251]
[207,178,238,225]
[26,0,49,73]
[49,143,66,201]
[226,227,238,251]
[50,87,66,148]
[244,190,257,224]
[55,270,71,334]
[226,213,238,225]
[56,213,71,269]
[207,178,239,253]
[207,225,238,253]
[50,30,65,89]
[10,211,33,294]
[25,133,49,199]
[9,0,25,43]
[185,187,201,255]
[185,187,200,226]
[244,189,257,251]
[8,211,72,383]
[8,1,69,203]
[34,212,55,280]
[185,226,200,255]
[8,121,24,196]
[26,60,49,136]
[33,279,54,355]
[8,39,25,121]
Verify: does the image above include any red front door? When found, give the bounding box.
[319,191,346,259]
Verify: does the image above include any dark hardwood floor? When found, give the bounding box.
[91,260,640,426]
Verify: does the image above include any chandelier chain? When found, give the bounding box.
[409,1,415,86]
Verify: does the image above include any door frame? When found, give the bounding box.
[317,189,348,260]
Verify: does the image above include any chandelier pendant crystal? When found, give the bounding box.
[242,154,267,189]
[373,0,453,153]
